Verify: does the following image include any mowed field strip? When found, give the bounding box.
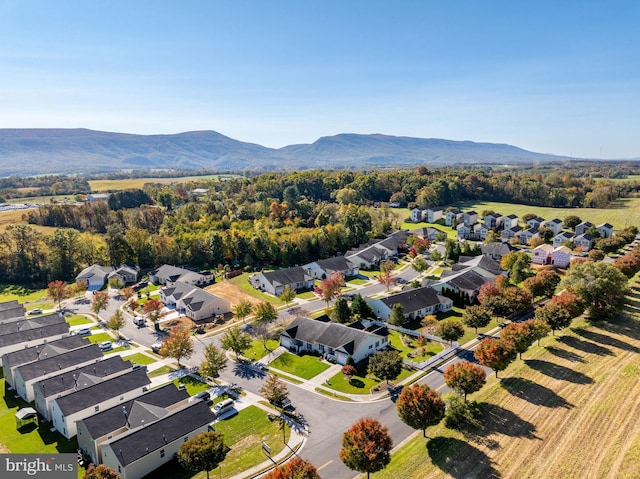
[88,174,241,192]
[376,282,640,479]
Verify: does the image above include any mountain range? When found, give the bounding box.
[0,128,584,176]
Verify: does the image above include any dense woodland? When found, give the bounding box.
[3,165,640,285]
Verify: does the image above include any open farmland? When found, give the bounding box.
[376,283,640,479]
[88,174,241,192]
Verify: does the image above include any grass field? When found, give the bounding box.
[395,199,640,232]
[172,376,209,396]
[88,174,242,192]
[0,284,48,303]
[121,352,157,365]
[376,285,640,479]
[147,365,176,377]
[269,352,331,380]
[65,314,93,326]
[244,339,280,361]
[388,330,444,359]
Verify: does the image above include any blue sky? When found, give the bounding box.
[1,1,639,158]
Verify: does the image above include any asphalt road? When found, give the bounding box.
[63,266,494,479]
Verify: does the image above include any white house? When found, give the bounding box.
[542,218,563,236]
[34,356,132,421]
[100,401,215,479]
[51,369,151,439]
[463,211,478,226]
[445,209,463,226]
[76,265,113,291]
[2,335,89,388]
[0,322,70,360]
[77,383,190,467]
[160,283,230,321]
[249,267,315,296]
[502,214,519,231]
[532,244,554,265]
[553,231,574,248]
[484,213,503,230]
[366,286,452,323]
[87,193,110,202]
[501,225,522,242]
[597,223,614,238]
[148,265,211,286]
[473,223,489,240]
[519,227,539,245]
[527,217,545,229]
[573,233,593,252]
[551,246,572,268]
[280,316,388,365]
[303,256,359,280]
[456,223,472,239]
[410,208,425,222]
[426,208,444,223]
[574,221,594,236]
[410,227,446,241]
[14,344,103,403]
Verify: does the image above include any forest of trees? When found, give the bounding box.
[1,164,640,285]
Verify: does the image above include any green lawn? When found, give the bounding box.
[86,332,115,344]
[147,365,176,378]
[172,376,209,396]
[227,274,285,306]
[121,352,157,365]
[244,339,280,361]
[347,277,368,285]
[214,405,290,479]
[65,315,93,326]
[388,330,444,359]
[151,405,289,479]
[454,199,640,231]
[0,285,48,303]
[326,364,380,394]
[25,302,54,312]
[296,290,317,299]
[0,379,79,454]
[269,352,331,379]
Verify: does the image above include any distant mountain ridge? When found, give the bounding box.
[0,128,581,176]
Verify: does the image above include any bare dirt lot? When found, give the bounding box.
[376,284,640,479]
[204,281,265,307]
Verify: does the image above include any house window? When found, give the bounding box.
[369,344,373,349]
[118,466,121,473]
[160,449,165,458]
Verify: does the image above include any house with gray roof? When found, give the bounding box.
[480,242,513,261]
[76,264,140,291]
[77,383,190,467]
[542,218,564,235]
[249,267,314,296]
[0,300,25,323]
[430,268,491,304]
[445,208,463,226]
[2,335,89,388]
[573,233,594,252]
[100,400,215,479]
[410,226,446,241]
[14,344,103,402]
[574,221,594,236]
[160,282,230,321]
[502,214,519,230]
[345,245,388,269]
[0,312,65,335]
[280,316,388,365]
[553,231,575,248]
[484,213,503,230]
[597,223,614,238]
[501,225,522,242]
[303,256,359,280]
[366,287,452,323]
[51,368,151,439]
[148,264,211,286]
[452,254,505,278]
[34,356,133,421]
[0,322,70,359]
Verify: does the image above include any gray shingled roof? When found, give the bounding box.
[2,335,89,368]
[107,401,215,466]
[438,269,489,294]
[282,316,385,355]
[54,369,151,416]
[0,305,25,322]
[0,300,19,311]
[0,322,70,348]
[313,256,357,274]
[79,383,189,440]
[76,264,113,281]
[162,282,226,313]
[16,344,103,381]
[34,356,132,399]
[0,313,65,335]
[379,287,448,314]
[261,267,311,287]
[481,243,513,257]
[454,255,503,276]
